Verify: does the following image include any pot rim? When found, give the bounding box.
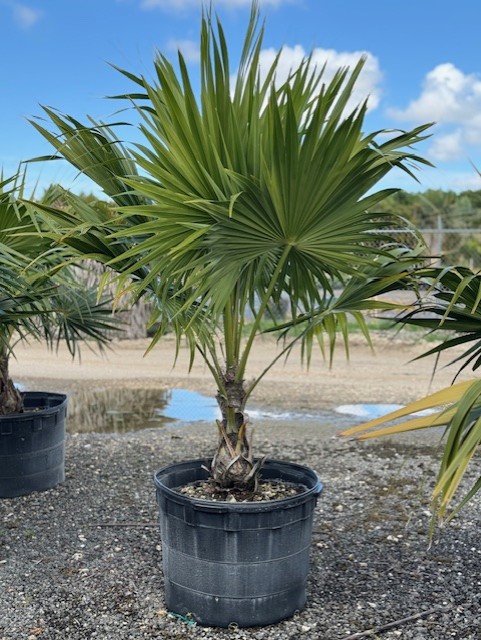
[154,457,323,512]
[0,391,68,421]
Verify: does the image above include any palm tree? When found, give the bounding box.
[0,172,119,414]
[29,3,431,492]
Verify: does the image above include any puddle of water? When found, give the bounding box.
[68,385,329,433]
[18,382,351,434]
[335,403,437,422]
[67,387,173,434]
[335,404,404,420]
[65,386,327,433]
[157,389,221,423]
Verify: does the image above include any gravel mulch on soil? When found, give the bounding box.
[1,416,480,640]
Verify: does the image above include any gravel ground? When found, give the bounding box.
[2,336,481,639]
[1,417,480,640]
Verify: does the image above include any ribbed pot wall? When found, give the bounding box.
[0,392,67,498]
[154,458,322,628]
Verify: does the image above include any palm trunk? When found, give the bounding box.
[0,350,23,415]
[210,367,262,491]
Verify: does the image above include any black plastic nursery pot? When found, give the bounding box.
[0,391,68,498]
[154,458,323,628]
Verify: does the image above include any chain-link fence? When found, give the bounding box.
[420,228,481,268]
[379,228,481,269]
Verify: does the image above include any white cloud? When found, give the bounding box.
[389,63,481,162]
[391,63,481,122]
[166,38,200,62]
[2,1,42,29]
[14,3,40,28]
[450,170,481,192]
[257,45,382,112]
[429,129,464,162]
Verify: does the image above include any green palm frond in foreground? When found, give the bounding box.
[341,266,481,524]
[30,3,432,490]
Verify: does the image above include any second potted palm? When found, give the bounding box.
[0,174,118,498]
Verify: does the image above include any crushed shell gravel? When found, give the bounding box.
[1,419,480,640]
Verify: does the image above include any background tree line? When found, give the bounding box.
[372,188,481,268]
[37,182,481,339]
[43,184,481,269]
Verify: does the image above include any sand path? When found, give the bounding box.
[10,332,475,413]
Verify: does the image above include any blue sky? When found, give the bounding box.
[2,0,481,197]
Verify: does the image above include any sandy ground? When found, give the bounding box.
[9,331,477,414]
